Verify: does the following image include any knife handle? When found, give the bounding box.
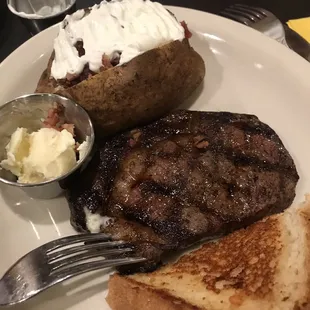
[284,25,310,62]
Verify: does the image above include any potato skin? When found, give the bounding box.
[36,39,205,136]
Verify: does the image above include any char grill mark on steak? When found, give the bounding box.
[66,110,299,272]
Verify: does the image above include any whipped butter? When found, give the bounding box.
[51,0,185,80]
[1,127,77,184]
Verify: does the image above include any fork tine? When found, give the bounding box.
[231,4,265,19]
[53,257,147,281]
[47,240,126,262]
[233,4,269,17]
[50,247,133,272]
[44,233,111,253]
[220,10,252,26]
[225,7,258,22]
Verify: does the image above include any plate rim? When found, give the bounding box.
[1,5,310,78]
[1,5,310,310]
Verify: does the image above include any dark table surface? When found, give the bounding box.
[1,0,310,63]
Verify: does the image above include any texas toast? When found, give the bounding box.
[107,196,310,310]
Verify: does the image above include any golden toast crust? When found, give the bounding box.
[107,274,202,310]
[157,216,281,298]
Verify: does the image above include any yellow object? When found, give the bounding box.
[287,17,310,43]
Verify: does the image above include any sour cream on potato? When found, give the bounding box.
[51,0,185,80]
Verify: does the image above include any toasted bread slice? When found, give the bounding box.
[106,196,310,310]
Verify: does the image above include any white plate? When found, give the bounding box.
[1,6,310,310]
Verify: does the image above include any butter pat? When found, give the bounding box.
[1,127,77,184]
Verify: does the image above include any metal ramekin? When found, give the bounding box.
[0,93,95,199]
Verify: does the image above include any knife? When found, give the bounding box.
[284,25,310,62]
[219,4,310,62]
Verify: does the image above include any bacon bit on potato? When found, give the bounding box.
[66,72,80,81]
[61,53,117,86]
[102,54,113,70]
[181,20,192,39]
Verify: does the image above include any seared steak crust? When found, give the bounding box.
[66,110,299,271]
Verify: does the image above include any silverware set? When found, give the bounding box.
[220,4,310,61]
[220,4,289,47]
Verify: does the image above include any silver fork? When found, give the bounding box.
[0,233,146,306]
[220,4,289,47]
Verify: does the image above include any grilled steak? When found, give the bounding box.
[66,110,299,272]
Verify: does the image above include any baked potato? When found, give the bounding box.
[35,1,205,136]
